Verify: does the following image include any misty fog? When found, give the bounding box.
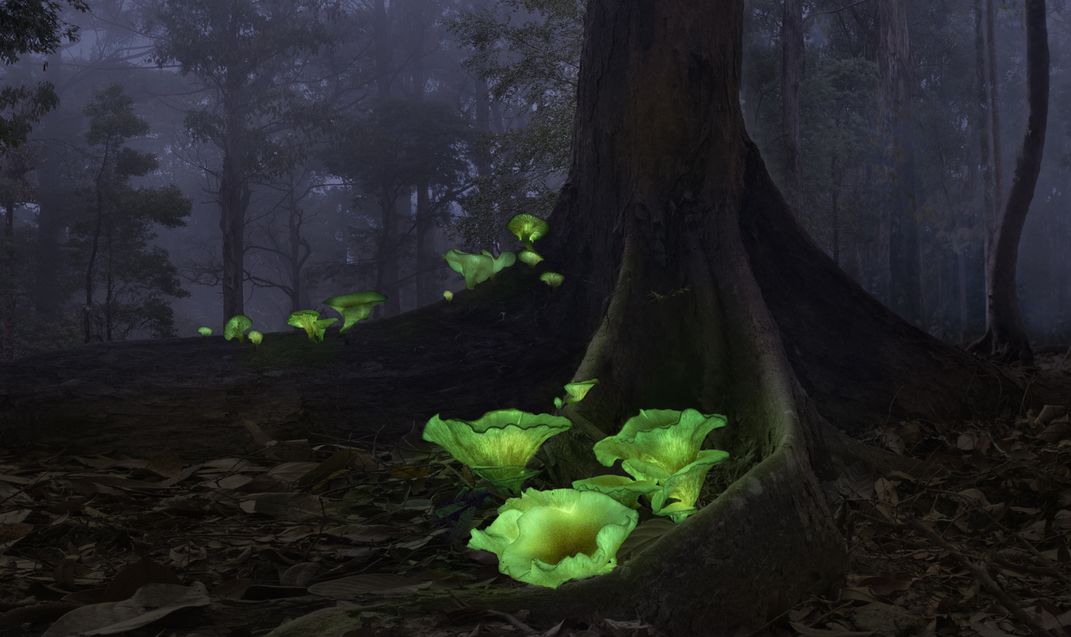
[1,0,1069,360]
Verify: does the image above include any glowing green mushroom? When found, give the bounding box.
[287,310,338,342]
[593,408,729,522]
[422,409,572,494]
[571,475,658,509]
[223,315,253,343]
[564,379,598,404]
[248,330,264,346]
[518,249,544,267]
[197,327,213,337]
[444,249,515,290]
[648,449,729,522]
[468,488,638,589]
[323,291,386,333]
[507,214,550,246]
[539,272,565,289]
[443,290,454,302]
[593,408,727,481]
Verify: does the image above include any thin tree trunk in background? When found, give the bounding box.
[286,178,311,313]
[878,0,922,324]
[375,189,400,317]
[974,0,995,325]
[219,128,249,322]
[414,182,438,305]
[1,201,14,361]
[373,0,401,317]
[219,9,250,322]
[830,151,840,266]
[781,0,804,207]
[986,0,1004,218]
[104,215,114,342]
[971,0,1049,364]
[84,141,110,343]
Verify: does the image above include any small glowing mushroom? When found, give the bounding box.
[422,409,572,494]
[507,214,550,247]
[518,249,544,267]
[323,291,386,333]
[564,379,598,404]
[197,327,213,337]
[223,315,253,343]
[443,290,454,302]
[287,310,338,342]
[248,330,264,346]
[468,488,638,589]
[444,249,516,290]
[539,272,565,289]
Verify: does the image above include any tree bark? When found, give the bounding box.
[84,140,110,343]
[219,98,250,322]
[877,0,921,324]
[414,181,438,306]
[970,0,1049,364]
[781,0,804,207]
[986,0,1004,216]
[1,199,14,361]
[975,0,995,260]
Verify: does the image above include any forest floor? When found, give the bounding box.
[0,353,1069,637]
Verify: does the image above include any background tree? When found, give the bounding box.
[323,98,470,317]
[971,0,1050,363]
[73,85,191,342]
[147,0,331,322]
[0,0,87,153]
[781,0,805,207]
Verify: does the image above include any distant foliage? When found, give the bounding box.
[449,0,584,248]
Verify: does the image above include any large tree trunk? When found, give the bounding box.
[877,0,921,324]
[781,0,804,207]
[388,1,1046,632]
[970,0,1049,364]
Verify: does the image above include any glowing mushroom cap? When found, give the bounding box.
[444,249,496,290]
[518,249,544,267]
[224,314,253,343]
[539,272,565,288]
[287,310,320,328]
[468,488,638,589]
[422,409,572,492]
[648,449,730,523]
[197,327,213,337]
[507,214,550,244]
[248,330,264,346]
[593,408,727,481]
[287,310,337,342]
[564,379,598,404]
[323,291,386,333]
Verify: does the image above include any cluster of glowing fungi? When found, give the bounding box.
[423,388,729,589]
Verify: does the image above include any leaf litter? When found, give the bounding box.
[0,424,660,636]
[2,352,1067,636]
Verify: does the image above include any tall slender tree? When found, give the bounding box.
[971,0,1049,363]
[781,0,804,207]
[147,0,330,321]
[878,0,922,323]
